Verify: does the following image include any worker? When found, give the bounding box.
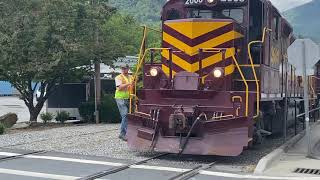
[114,64,133,141]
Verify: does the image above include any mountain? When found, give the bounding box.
[284,0,320,42]
[108,0,320,43]
[108,0,166,25]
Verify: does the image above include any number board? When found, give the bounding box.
[185,0,247,6]
[185,0,205,6]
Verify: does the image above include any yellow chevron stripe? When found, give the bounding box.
[165,21,232,39]
[162,48,235,72]
[225,64,235,75]
[162,64,176,77]
[163,31,244,56]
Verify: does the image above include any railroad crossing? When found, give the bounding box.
[0,148,318,180]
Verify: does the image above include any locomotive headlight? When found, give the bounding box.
[212,68,224,78]
[207,0,215,3]
[150,67,159,77]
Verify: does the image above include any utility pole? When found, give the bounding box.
[93,0,101,124]
[302,41,312,157]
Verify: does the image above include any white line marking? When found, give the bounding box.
[0,151,123,166]
[0,168,80,180]
[131,165,191,172]
[1,151,320,179]
[0,152,20,156]
[25,155,124,167]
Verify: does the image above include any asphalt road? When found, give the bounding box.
[0,148,316,180]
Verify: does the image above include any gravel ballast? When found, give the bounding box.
[0,124,290,173]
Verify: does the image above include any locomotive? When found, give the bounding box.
[127,0,311,156]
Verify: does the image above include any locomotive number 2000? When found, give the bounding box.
[185,0,204,5]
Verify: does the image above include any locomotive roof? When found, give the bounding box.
[163,0,293,34]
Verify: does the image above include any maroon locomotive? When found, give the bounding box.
[127,0,308,156]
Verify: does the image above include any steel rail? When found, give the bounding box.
[0,150,47,162]
[168,162,216,180]
[77,153,169,180]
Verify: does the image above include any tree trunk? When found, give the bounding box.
[28,101,45,123]
[29,110,39,123]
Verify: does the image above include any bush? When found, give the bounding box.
[100,94,121,123]
[79,101,95,123]
[0,123,5,135]
[55,111,70,124]
[40,112,54,124]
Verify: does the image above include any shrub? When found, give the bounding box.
[100,94,121,123]
[78,101,95,123]
[55,111,70,124]
[40,112,54,124]
[0,123,5,135]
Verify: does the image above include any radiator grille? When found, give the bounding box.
[294,168,320,175]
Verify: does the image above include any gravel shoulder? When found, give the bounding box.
[0,123,287,173]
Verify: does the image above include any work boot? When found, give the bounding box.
[118,134,127,142]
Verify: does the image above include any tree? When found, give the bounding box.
[0,0,141,122]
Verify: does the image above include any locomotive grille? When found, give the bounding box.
[294,168,320,175]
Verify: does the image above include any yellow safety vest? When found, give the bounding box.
[115,74,133,99]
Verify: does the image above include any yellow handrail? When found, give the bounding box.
[130,26,148,114]
[201,47,249,117]
[130,47,171,114]
[231,54,249,117]
[248,27,272,118]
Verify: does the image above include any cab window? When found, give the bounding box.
[188,8,244,23]
[222,9,244,24]
[167,9,181,20]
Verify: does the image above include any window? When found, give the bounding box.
[222,9,244,24]
[189,10,213,19]
[273,16,279,40]
[188,8,244,23]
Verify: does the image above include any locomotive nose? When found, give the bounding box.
[161,18,244,78]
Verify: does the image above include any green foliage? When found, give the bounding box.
[0,0,142,122]
[78,94,121,124]
[79,101,95,123]
[100,94,121,123]
[40,112,54,124]
[0,123,5,135]
[55,111,70,124]
[108,0,166,25]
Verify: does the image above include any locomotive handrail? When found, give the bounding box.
[130,25,164,113]
[200,47,249,117]
[248,27,272,119]
[130,47,171,114]
[231,54,249,117]
[130,26,148,114]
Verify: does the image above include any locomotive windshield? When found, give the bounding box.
[188,8,244,23]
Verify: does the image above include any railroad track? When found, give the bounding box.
[0,150,47,162]
[77,152,218,180]
[78,153,170,180]
[168,162,216,180]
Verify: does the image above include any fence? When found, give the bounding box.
[293,98,320,135]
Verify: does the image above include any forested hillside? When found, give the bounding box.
[108,0,320,43]
[108,0,166,24]
[284,0,320,42]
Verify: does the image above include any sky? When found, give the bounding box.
[270,0,312,11]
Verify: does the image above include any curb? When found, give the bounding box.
[254,131,306,174]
